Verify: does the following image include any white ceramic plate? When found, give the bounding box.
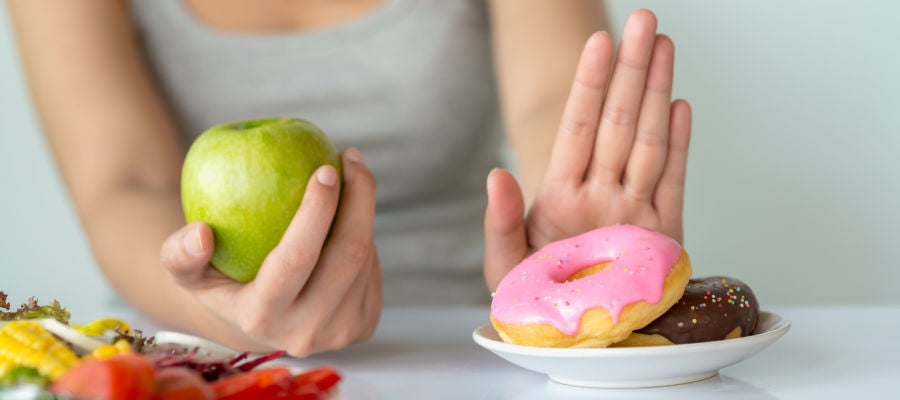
[473,310,790,388]
[154,330,241,358]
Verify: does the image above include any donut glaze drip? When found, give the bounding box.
[490,225,683,336]
[635,276,759,343]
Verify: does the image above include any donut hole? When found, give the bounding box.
[565,261,613,282]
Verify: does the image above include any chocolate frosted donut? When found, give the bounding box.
[613,276,759,346]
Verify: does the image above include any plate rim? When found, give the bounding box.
[154,330,241,357]
[472,310,791,357]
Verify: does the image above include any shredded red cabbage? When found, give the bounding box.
[145,344,286,382]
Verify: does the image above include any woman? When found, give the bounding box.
[8,0,690,356]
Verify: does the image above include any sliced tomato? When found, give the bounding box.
[211,366,293,400]
[51,353,156,400]
[211,366,341,400]
[156,367,216,400]
[290,367,341,393]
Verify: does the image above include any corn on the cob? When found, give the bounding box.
[0,320,80,380]
[90,339,133,359]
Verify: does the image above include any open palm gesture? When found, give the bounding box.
[484,10,692,290]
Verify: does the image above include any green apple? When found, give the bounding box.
[181,117,341,282]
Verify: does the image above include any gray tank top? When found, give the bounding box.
[130,0,503,304]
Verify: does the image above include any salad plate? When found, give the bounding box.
[154,330,241,358]
[472,310,790,388]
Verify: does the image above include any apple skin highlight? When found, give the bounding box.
[181,117,342,282]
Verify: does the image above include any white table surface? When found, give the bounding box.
[116,305,899,399]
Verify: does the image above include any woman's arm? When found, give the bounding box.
[8,0,198,323]
[9,0,381,356]
[487,0,609,204]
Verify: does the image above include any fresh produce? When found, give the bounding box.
[0,292,342,399]
[90,339,134,359]
[211,366,341,400]
[148,347,286,382]
[0,292,69,324]
[155,367,216,400]
[51,353,157,400]
[72,317,131,336]
[0,321,80,380]
[50,356,341,400]
[181,117,342,282]
[0,366,49,387]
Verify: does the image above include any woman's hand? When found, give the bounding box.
[160,148,382,357]
[484,10,692,290]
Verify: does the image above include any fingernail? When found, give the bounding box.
[344,147,364,164]
[183,225,204,256]
[316,165,338,187]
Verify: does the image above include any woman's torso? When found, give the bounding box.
[129,0,503,304]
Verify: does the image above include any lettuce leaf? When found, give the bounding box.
[0,291,71,324]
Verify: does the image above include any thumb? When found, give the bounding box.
[483,168,528,291]
[160,221,215,288]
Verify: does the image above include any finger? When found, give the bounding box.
[545,31,614,184]
[160,222,216,289]
[292,148,377,318]
[483,168,528,291]
[249,163,341,310]
[654,99,692,243]
[590,9,659,183]
[623,34,676,200]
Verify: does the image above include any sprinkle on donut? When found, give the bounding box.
[616,276,760,346]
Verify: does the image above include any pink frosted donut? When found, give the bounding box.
[490,225,692,348]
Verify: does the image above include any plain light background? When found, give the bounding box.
[1,1,898,320]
